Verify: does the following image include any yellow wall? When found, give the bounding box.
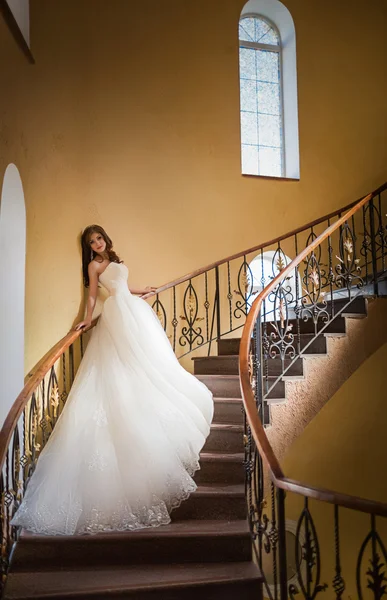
[280,342,387,598]
[283,341,387,500]
[0,0,386,373]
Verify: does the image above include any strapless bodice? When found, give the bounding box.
[99,262,129,296]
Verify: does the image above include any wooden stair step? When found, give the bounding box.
[4,561,263,599]
[324,295,367,318]
[196,374,285,403]
[172,484,246,521]
[203,423,244,453]
[12,520,251,571]
[193,355,304,378]
[196,452,244,485]
[213,398,244,424]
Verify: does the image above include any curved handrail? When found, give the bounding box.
[1,182,386,511]
[239,189,387,517]
[142,182,387,300]
[0,319,98,473]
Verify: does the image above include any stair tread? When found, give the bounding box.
[210,423,243,431]
[20,519,249,543]
[4,562,262,598]
[193,484,244,496]
[213,397,242,402]
[200,451,244,462]
[193,355,301,361]
[197,374,282,380]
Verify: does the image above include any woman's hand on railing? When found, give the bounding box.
[140,287,158,299]
[74,318,92,331]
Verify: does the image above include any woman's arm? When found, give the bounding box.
[129,285,157,296]
[74,263,99,331]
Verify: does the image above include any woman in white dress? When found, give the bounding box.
[11,225,213,535]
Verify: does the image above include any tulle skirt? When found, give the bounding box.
[11,291,213,534]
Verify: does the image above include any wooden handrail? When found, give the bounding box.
[1,182,386,513]
[239,189,387,517]
[142,182,387,300]
[0,320,98,472]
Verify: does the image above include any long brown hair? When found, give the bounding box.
[81,225,122,287]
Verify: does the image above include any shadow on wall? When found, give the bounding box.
[0,164,26,426]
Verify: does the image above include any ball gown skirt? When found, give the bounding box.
[11,262,214,535]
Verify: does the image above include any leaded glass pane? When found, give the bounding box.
[239,17,283,177]
[240,79,257,112]
[239,18,255,42]
[239,16,280,46]
[239,47,256,80]
[259,28,279,45]
[259,147,282,177]
[258,114,281,147]
[242,144,259,175]
[256,50,279,84]
[257,82,280,115]
[241,112,258,145]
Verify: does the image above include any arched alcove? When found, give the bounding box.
[0,164,26,425]
[249,250,301,320]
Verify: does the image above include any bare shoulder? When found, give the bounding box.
[88,260,101,275]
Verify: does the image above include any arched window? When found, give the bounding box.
[239,0,299,180]
[239,16,283,177]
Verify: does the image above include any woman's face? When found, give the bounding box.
[89,231,107,256]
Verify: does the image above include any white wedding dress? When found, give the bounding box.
[11,262,213,535]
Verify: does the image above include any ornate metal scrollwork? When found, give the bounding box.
[335,222,363,291]
[290,499,328,599]
[234,258,257,320]
[152,295,167,332]
[179,281,204,350]
[357,515,387,600]
[265,247,296,362]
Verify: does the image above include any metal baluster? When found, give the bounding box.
[215,266,221,340]
[327,218,335,319]
[69,344,75,386]
[204,271,209,343]
[80,332,84,358]
[227,261,232,332]
[369,198,379,295]
[294,234,301,357]
[277,487,288,600]
[362,204,369,286]
[172,287,177,353]
[61,351,67,407]
[378,193,386,273]
[333,505,345,599]
[271,483,278,600]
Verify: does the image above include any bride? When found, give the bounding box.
[11,225,213,535]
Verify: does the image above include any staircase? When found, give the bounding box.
[2,183,387,599]
[3,339,261,599]
[3,296,372,599]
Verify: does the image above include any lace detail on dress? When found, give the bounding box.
[92,406,108,426]
[88,451,108,472]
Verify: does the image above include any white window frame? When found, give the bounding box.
[239,14,285,177]
[240,0,300,180]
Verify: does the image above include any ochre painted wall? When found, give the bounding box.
[283,341,387,501]
[0,0,386,373]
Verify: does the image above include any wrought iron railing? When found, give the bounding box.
[239,183,387,599]
[0,325,91,590]
[0,182,385,594]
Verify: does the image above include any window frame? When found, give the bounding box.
[239,13,286,178]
